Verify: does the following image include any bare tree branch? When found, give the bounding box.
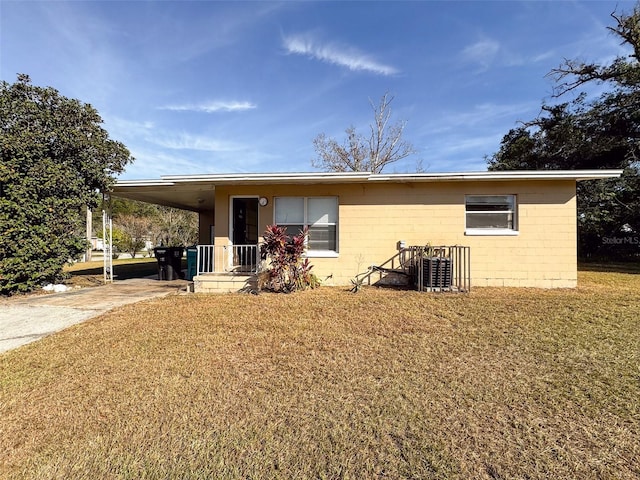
[312,92,416,173]
[549,6,640,97]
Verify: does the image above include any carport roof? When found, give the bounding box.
[112,170,623,212]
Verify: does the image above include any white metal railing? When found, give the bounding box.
[196,244,260,275]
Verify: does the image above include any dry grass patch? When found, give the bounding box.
[1,271,639,479]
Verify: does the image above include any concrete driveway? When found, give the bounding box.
[0,278,190,354]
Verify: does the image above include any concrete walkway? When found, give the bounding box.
[0,278,190,354]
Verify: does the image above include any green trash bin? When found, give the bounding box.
[186,247,197,281]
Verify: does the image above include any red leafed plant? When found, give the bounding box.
[259,225,320,292]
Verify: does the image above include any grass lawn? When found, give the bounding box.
[1,271,638,479]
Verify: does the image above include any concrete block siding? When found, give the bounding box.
[208,179,578,289]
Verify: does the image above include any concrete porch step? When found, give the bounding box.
[193,273,258,293]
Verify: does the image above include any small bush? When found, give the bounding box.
[259,225,319,292]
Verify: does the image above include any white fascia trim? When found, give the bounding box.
[162,172,371,183]
[114,169,623,188]
[368,170,623,182]
[113,180,177,187]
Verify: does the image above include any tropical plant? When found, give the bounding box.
[259,225,319,292]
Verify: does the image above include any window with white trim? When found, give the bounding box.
[465,195,517,234]
[275,197,338,253]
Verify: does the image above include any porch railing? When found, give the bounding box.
[196,244,260,275]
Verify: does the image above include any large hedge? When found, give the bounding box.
[0,75,133,295]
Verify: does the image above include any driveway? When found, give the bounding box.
[0,278,189,354]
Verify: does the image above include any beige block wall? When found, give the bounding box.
[198,209,214,245]
[202,180,578,288]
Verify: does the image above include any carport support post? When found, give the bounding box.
[85,206,92,262]
[103,211,113,283]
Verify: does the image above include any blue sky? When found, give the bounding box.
[1,0,636,179]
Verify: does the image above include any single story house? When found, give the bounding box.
[112,170,621,291]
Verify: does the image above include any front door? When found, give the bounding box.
[232,198,258,268]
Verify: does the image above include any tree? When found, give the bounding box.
[488,5,640,258]
[95,198,199,254]
[113,214,152,258]
[549,7,640,97]
[151,206,199,247]
[0,74,133,294]
[312,93,416,173]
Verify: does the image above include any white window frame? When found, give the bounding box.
[465,194,518,236]
[274,196,339,257]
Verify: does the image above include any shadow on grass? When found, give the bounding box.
[579,260,640,274]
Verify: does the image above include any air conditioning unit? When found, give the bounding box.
[422,257,452,289]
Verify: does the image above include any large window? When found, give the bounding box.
[275,197,338,254]
[465,195,517,234]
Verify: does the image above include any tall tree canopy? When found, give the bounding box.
[0,74,133,294]
[312,93,416,173]
[488,5,640,258]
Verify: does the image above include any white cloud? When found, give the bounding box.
[118,143,286,180]
[413,101,543,172]
[418,132,505,173]
[152,132,243,152]
[461,38,501,71]
[119,149,210,179]
[422,101,538,136]
[461,38,550,70]
[531,50,556,63]
[103,116,155,140]
[433,133,503,156]
[283,33,398,76]
[160,100,257,113]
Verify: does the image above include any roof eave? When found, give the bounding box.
[366,170,624,182]
[114,169,624,188]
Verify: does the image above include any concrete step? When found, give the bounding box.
[193,274,257,293]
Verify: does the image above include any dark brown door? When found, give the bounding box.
[232,198,258,266]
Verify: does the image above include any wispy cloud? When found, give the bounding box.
[103,116,155,140]
[531,50,556,63]
[418,132,505,173]
[462,38,562,72]
[448,101,538,126]
[159,100,257,113]
[433,133,503,156]
[152,132,243,152]
[461,38,501,71]
[414,101,544,172]
[283,33,398,76]
[119,149,212,179]
[422,101,538,136]
[119,143,284,179]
